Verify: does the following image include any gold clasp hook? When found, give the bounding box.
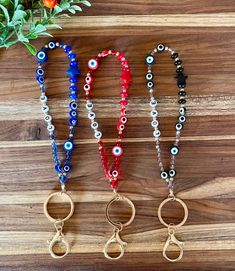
[104,227,127,260]
[47,220,70,259]
[163,225,184,262]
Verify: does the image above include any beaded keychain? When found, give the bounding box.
[84,50,135,260]
[35,41,80,258]
[145,43,188,262]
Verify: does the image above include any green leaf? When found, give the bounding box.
[71,5,82,11]
[14,0,18,9]
[26,32,38,39]
[81,0,91,6]
[68,8,76,14]
[53,5,63,14]
[37,32,53,37]
[34,24,47,33]
[45,23,62,29]
[0,4,10,24]
[23,42,37,55]
[17,31,29,42]
[11,10,26,23]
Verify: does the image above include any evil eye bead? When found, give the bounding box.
[40,95,47,103]
[169,169,176,177]
[94,131,102,139]
[69,118,77,126]
[160,171,168,180]
[156,43,165,52]
[86,101,93,110]
[44,115,52,123]
[120,116,127,124]
[179,115,186,123]
[112,170,119,178]
[42,105,49,113]
[145,54,155,65]
[36,50,48,64]
[147,81,154,89]
[88,59,98,70]
[63,164,71,173]
[91,121,98,129]
[36,76,45,84]
[151,120,159,128]
[88,111,96,120]
[64,141,74,151]
[176,123,183,131]
[179,107,186,115]
[85,75,93,84]
[121,108,127,115]
[69,110,77,118]
[84,84,91,92]
[69,101,78,110]
[153,130,161,137]
[47,124,55,132]
[170,145,179,156]
[112,146,123,157]
[150,99,157,107]
[146,72,154,81]
[36,68,44,76]
[48,41,56,49]
[117,123,125,131]
[151,110,158,117]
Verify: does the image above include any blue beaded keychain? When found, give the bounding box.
[35,41,80,259]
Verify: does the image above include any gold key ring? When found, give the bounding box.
[105,193,136,228]
[158,197,188,228]
[44,191,74,223]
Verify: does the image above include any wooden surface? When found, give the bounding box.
[0,1,235,270]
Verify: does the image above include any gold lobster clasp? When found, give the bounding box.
[162,226,184,262]
[103,227,127,260]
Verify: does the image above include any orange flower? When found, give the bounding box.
[43,0,57,8]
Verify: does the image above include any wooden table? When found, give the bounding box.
[0,1,235,270]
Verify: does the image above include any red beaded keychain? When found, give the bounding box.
[84,50,135,260]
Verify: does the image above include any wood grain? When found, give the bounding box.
[0,0,235,270]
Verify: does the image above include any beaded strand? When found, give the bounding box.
[145,43,187,192]
[84,50,131,191]
[36,41,80,184]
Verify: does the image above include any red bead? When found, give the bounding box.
[120,116,127,124]
[120,91,128,98]
[101,50,109,57]
[121,108,127,115]
[85,75,93,85]
[117,53,124,61]
[121,68,131,84]
[121,83,129,90]
[120,100,128,106]
[117,123,125,131]
[110,179,119,189]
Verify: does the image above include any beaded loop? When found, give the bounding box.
[145,43,187,186]
[35,41,80,184]
[84,50,131,190]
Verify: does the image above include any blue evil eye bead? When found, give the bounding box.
[63,164,71,173]
[70,61,78,67]
[91,121,98,129]
[170,145,179,156]
[94,131,102,139]
[69,117,77,126]
[36,50,48,64]
[179,115,186,123]
[176,123,183,131]
[64,141,74,151]
[145,55,155,65]
[64,45,71,53]
[55,164,61,173]
[69,85,78,92]
[36,68,44,76]
[169,169,176,177]
[69,101,78,110]
[48,41,56,49]
[156,43,165,52]
[160,171,168,180]
[68,53,76,60]
[153,130,161,137]
[69,110,77,118]
[70,77,78,83]
[36,76,45,84]
[47,124,55,132]
[147,81,154,89]
[59,175,67,183]
[88,59,98,70]
[112,146,123,157]
[146,72,153,81]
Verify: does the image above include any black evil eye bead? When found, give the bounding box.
[179,107,186,115]
[64,141,74,152]
[176,123,183,131]
[63,164,71,173]
[145,55,155,65]
[179,115,186,123]
[36,50,48,64]
[160,171,168,180]
[176,67,184,73]
[156,43,165,52]
[170,145,179,156]
[36,68,44,76]
[174,59,182,66]
[171,52,178,59]
[169,169,176,177]
[146,81,154,89]
[48,41,56,49]
[145,72,154,81]
[178,90,186,96]
[178,98,186,104]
